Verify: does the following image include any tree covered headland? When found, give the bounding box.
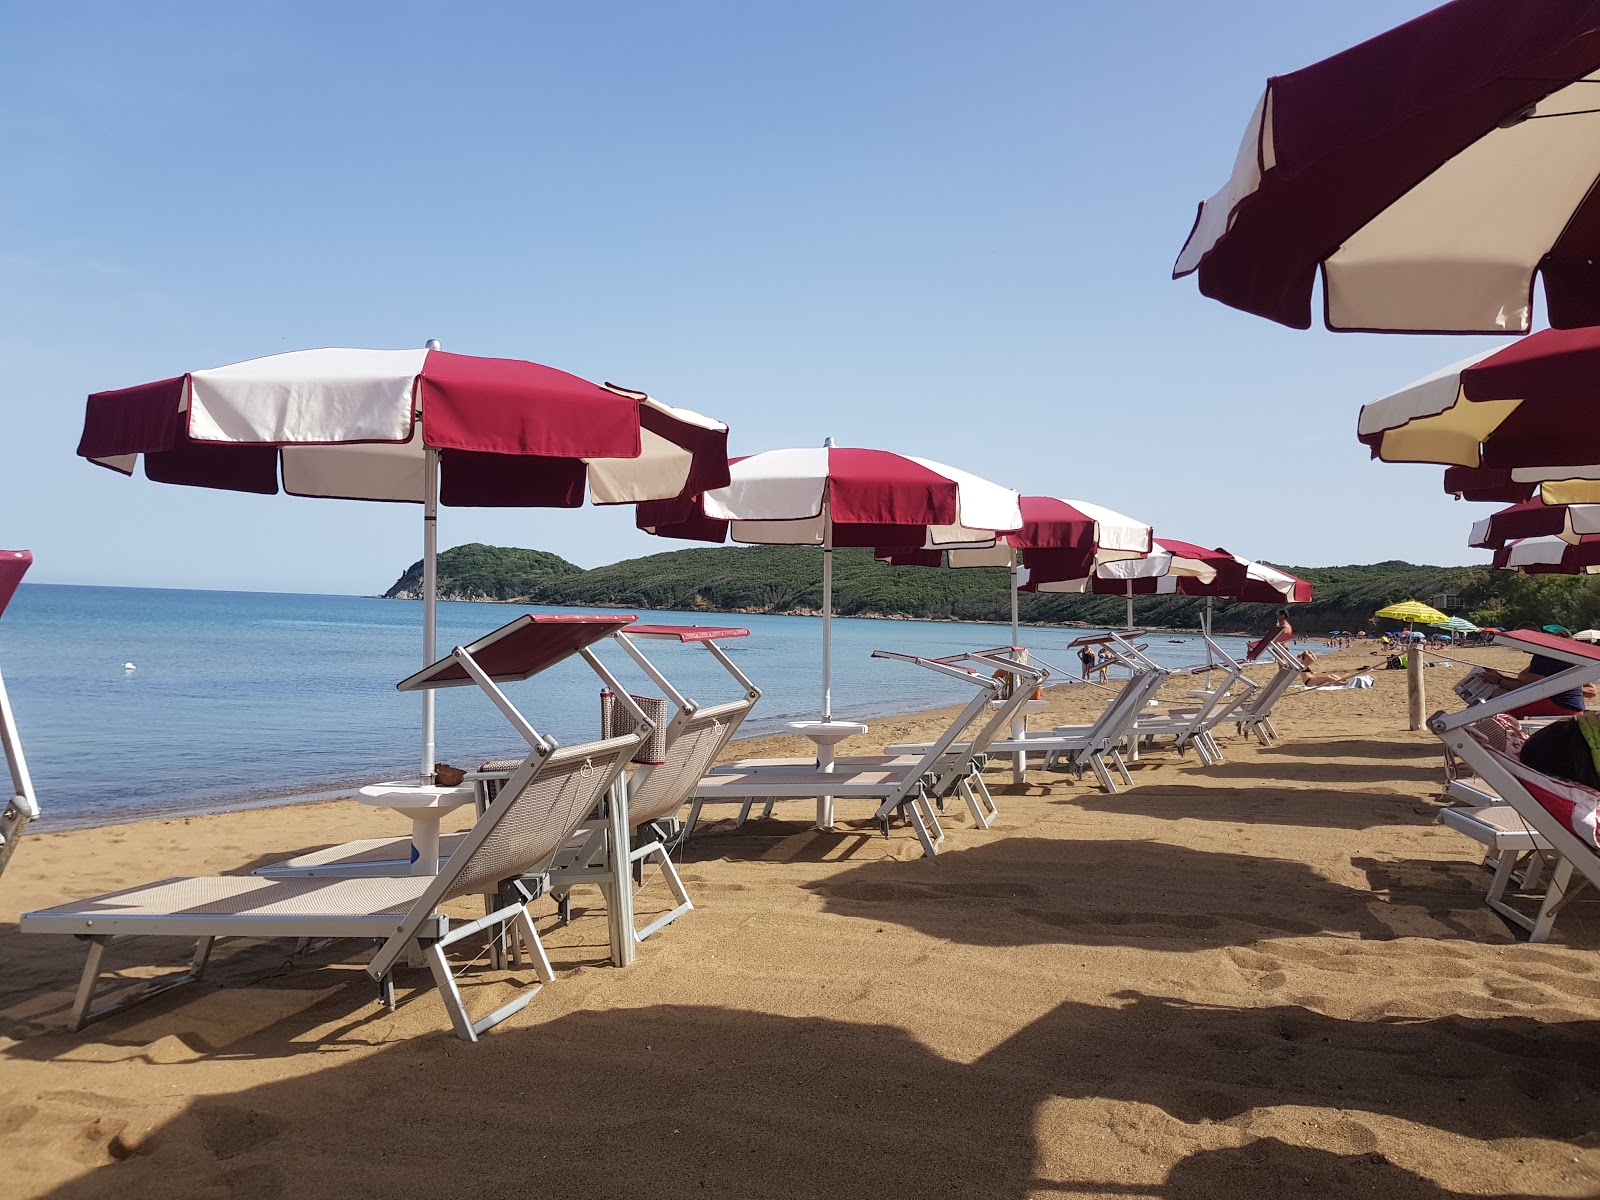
[386,543,1508,634]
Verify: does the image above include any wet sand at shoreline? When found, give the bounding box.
[2,643,1598,1198]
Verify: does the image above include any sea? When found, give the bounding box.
[0,584,1255,829]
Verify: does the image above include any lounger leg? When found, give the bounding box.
[684,799,704,838]
[968,773,999,825]
[1484,849,1520,907]
[633,843,693,942]
[1086,753,1116,795]
[1110,748,1134,787]
[426,906,554,1043]
[907,796,943,857]
[1528,859,1578,944]
[68,937,110,1033]
[67,933,214,1033]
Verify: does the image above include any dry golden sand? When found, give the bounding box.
[3,643,1600,1198]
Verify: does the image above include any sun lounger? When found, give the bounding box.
[1223,640,1302,746]
[1429,628,1600,941]
[260,620,761,969]
[693,651,1037,856]
[715,650,1046,834]
[21,732,642,1040]
[887,638,1168,794]
[0,550,38,880]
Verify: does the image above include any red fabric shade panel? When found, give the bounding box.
[396,613,637,691]
[0,551,31,619]
[416,352,639,458]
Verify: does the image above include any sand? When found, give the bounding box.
[2,642,1599,1199]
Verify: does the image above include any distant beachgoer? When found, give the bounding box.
[1078,646,1096,680]
[1247,609,1293,660]
[1096,646,1113,683]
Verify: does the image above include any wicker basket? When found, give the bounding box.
[601,691,670,764]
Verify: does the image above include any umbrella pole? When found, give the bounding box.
[421,444,439,782]
[822,507,833,723]
[1125,580,1134,631]
[1010,550,1020,646]
[1204,596,1214,688]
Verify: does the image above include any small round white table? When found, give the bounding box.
[357,781,477,875]
[785,719,869,829]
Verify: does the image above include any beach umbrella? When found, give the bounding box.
[636,443,1021,723]
[78,344,731,780]
[1437,616,1480,633]
[1175,1,1600,334]
[1358,328,1600,486]
[1374,601,1449,624]
[1469,499,1600,549]
[1493,534,1600,575]
[875,496,1152,643]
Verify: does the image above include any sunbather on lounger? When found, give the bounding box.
[1519,715,1600,790]
[1296,651,1357,688]
[1478,629,1594,717]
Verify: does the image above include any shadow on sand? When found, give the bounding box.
[801,836,1486,949]
[8,990,1598,1199]
[1072,784,1440,832]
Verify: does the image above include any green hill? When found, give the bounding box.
[385,543,582,602]
[386,544,1492,634]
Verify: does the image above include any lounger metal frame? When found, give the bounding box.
[1429,629,1600,941]
[23,734,642,1040]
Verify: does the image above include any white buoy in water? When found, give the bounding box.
[123,662,136,671]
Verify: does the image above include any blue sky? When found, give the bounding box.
[3,1,1510,593]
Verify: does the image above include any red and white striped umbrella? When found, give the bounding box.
[1176,1,1600,334]
[1494,535,1600,575]
[1025,539,1310,631]
[874,496,1153,642]
[80,344,731,778]
[638,444,1021,720]
[1469,499,1600,549]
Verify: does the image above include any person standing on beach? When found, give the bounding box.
[1078,645,1096,680]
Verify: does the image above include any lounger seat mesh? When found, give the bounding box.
[27,874,428,921]
[267,833,472,872]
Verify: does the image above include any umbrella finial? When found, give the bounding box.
[823,436,835,448]
[425,339,442,351]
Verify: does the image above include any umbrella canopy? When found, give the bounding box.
[1469,498,1600,549]
[81,344,732,779]
[873,496,1152,642]
[1175,1,1600,334]
[1437,616,1481,633]
[638,444,1022,721]
[1358,328,1600,481]
[1493,534,1600,574]
[1374,600,1450,624]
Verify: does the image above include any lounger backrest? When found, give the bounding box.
[1092,668,1167,743]
[628,697,755,827]
[447,734,642,900]
[1463,728,1600,889]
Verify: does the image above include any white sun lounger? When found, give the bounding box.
[21,732,642,1040]
[713,650,1047,834]
[882,637,1165,794]
[1429,628,1600,942]
[1438,802,1559,939]
[1223,640,1302,746]
[259,619,762,969]
[692,652,1035,856]
[0,550,38,880]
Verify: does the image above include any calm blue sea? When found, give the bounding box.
[0,584,1252,828]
